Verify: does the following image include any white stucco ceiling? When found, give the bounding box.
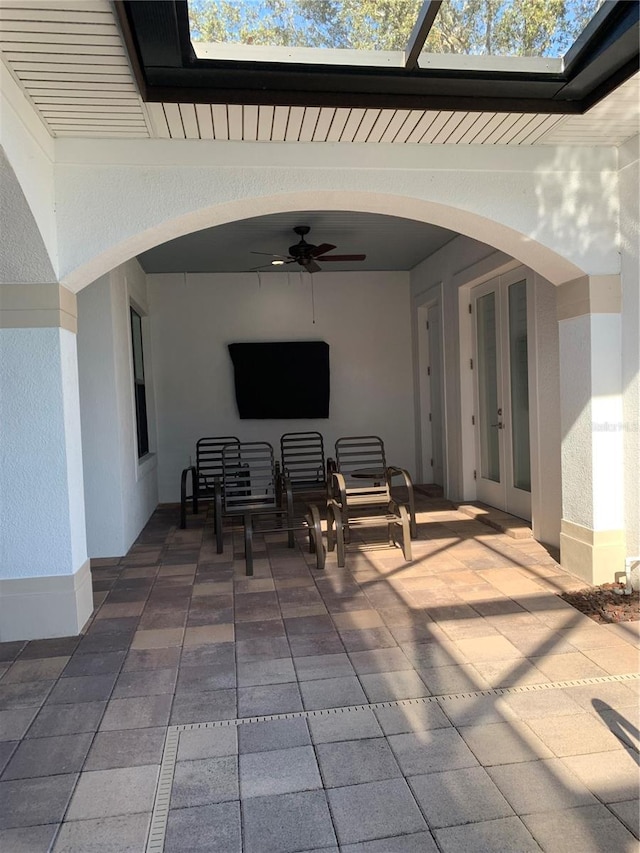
[136,211,457,274]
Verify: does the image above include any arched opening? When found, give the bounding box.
[63,191,586,293]
[74,201,571,559]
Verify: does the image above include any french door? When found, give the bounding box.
[472,271,531,520]
[427,303,444,487]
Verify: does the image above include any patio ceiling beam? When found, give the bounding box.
[404,0,443,70]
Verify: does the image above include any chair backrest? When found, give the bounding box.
[335,435,387,486]
[280,431,326,489]
[222,441,278,513]
[196,436,240,493]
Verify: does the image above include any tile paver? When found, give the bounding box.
[307,707,384,743]
[237,717,309,754]
[316,737,402,787]
[52,813,151,853]
[66,765,159,820]
[522,803,640,852]
[434,816,542,852]
[409,765,514,827]
[242,790,337,853]
[487,758,598,813]
[388,727,479,776]
[165,802,242,853]
[458,720,554,765]
[4,498,639,852]
[327,778,428,845]
[561,748,640,802]
[340,832,439,852]
[0,773,78,828]
[177,727,238,760]
[299,675,367,710]
[239,745,322,797]
[84,727,166,770]
[0,824,59,853]
[1,732,93,780]
[171,755,239,807]
[526,712,626,757]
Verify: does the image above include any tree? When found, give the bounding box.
[188,0,604,58]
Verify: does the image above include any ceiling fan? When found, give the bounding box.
[251,225,366,273]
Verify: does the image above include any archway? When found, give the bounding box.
[61,190,588,293]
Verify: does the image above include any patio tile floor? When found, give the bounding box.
[0,497,638,852]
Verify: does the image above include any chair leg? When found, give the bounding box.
[407,485,417,539]
[214,490,223,554]
[180,466,193,530]
[244,511,254,577]
[326,504,336,553]
[286,487,295,549]
[341,508,351,544]
[306,504,325,570]
[333,511,345,568]
[398,505,412,561]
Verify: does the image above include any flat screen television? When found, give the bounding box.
[228,341,330,419]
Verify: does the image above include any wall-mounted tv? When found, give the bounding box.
[228,341,330,419]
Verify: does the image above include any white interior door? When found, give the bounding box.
[472,272,532,520]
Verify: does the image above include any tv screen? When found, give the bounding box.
[228,341,330,419]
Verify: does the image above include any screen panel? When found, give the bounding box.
[228,341,330,419]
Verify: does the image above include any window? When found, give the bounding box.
[130,307,150,458]
[118,0,638,112]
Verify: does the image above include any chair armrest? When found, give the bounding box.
[386,466,413,488]
[386,466,417,538]
[329,471,348,508]
[326,457,337,476]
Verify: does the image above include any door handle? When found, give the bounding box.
[490,422,503,429]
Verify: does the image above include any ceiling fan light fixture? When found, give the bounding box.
[252,226,365,273]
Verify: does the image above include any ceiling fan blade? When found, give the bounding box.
[309,243,336,257]
[316,254,366,261]
[250,251,289,258]
[306,260,322,273]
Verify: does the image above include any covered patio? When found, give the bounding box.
[1,495,638,851]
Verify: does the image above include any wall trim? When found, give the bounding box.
[0,559,93,642]
[560,518,626,586]
[0,283,77,332]
[557,275,621,320]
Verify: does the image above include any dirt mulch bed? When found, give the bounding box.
[560,583,640,624]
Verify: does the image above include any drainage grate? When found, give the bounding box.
[146,670,639,852]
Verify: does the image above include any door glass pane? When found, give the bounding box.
[508,280,531,491]
[428,306,444,486]
[131,308,145,383]
[476,291,500,482]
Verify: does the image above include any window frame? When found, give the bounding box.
[116,0,639,114]
[130,305,150,460]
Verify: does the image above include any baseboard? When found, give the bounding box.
[0,559,94,642]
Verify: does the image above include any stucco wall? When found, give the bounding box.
[0,65,57,277]
[619,135,640,555]
[77,259,158,557]
[147,270,414,502]
[54,140,621,292]
[0,327,87,576]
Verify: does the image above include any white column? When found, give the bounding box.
[0,284,93,641]
[557,275,626,584]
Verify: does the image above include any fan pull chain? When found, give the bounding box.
[257,271,262,289]
[311,276,316,324]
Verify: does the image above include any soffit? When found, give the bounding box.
[0,1,637,146]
